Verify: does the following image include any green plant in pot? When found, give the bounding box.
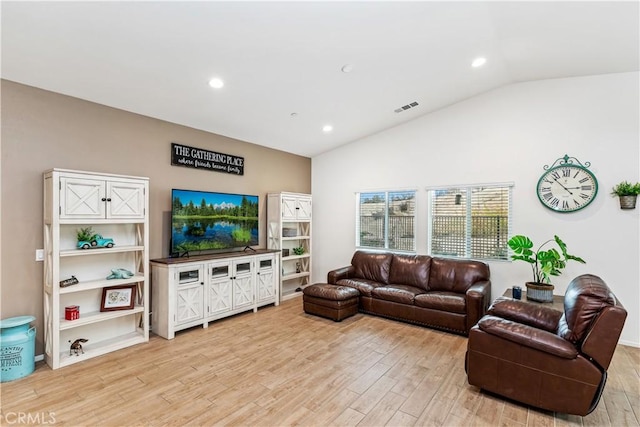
[611,181,640,210]
[76,226,95,242]
[507,235,586,302]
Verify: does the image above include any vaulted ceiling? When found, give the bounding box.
[2,1,638,157]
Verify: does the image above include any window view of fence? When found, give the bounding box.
[430,185,511,260]
[357,191,416,252]
[431,215,509,259]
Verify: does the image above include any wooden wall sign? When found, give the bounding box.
[171,142,244,175]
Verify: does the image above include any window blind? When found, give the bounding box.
[429,184,512,260]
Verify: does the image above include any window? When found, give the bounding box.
[428,184,512,260]
[356,190,416,252]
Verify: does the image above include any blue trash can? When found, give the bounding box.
[0,316,36,382]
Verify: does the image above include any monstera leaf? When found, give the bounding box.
[507,234,585,284]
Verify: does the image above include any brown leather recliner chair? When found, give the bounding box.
[465,274,627,416]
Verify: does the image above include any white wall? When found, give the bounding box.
[311,72,640,347]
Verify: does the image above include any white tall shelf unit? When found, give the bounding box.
[43,168,149,369]
[267,192,312,301]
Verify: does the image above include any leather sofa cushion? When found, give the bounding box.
[336,278,383,297]
[351,251,392,284]
[428,257,490,293]
[389,254,432,290]
[488,296,562,333]
[414,291,466,314]
[558,274,617,344]
[372,285,424,305]
[478,315,579,359]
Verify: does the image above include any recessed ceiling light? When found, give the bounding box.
[290,112,298,118]
[341,64,354,73]
[208,77,224,89]
[471,57,487,68]
[322,125,333,133]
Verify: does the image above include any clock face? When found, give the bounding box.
[537,165,598,212]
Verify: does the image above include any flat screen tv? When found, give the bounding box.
[171,189,259,257]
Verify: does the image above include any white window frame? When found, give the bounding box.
[356,189,417,253]
[426,182,513,261]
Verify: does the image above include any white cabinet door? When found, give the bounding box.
[208,281,232,315]
[176,284,204,325]
[60,177,145,220]
[281,195,312,221]
[282,196,298,220]
[60,177,106,219]
[232,259,253,309]
[233,275,253,310]
[296,197,312,220]
[107,181,145,219]
[207,261,232,315]
[256,256,276,303]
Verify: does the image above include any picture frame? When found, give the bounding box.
[282,249,290,257]
[100,285,136,312]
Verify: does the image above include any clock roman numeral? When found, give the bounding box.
[551,171,561,180]
[550,198,560,207]
[579,177,590,183]
[581,185,592,191]
[562,200,569,209]
[562,168,571,177]
[579,193,590,200]
[543,192,553,201]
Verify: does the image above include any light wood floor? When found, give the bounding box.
[1,298,638,427]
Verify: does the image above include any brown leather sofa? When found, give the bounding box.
[465,274,627,416]
[327,251,491,335]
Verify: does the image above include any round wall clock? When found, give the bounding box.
[536,154,598,213]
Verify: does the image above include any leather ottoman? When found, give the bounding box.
[303,283,360,321]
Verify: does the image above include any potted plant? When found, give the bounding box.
[507,235,586,302]
[611,181,640,209]
[76,226,95,243]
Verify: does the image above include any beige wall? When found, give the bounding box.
[1,80,311,354]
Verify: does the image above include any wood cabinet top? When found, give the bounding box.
[151,249,278,265]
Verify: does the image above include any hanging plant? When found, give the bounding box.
[611,181,640,209]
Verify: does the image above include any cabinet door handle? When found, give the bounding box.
[101,198,107,201]
[106,198,112,202]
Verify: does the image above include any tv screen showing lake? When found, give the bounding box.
[171,189,259,254]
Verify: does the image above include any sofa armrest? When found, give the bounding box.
[478,315,578,359]
[581,305,627,370]
[488,297,562,333]
[327,266,355,284]
[465,280,491,332]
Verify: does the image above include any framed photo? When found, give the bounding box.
[282,249,290,257]
[100,285,136,312]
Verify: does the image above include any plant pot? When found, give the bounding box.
[619,195,637,210]
[525,282,554,303]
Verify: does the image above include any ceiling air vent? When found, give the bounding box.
[394,101,419,113]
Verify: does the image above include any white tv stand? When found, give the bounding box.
[151,249,279,339]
